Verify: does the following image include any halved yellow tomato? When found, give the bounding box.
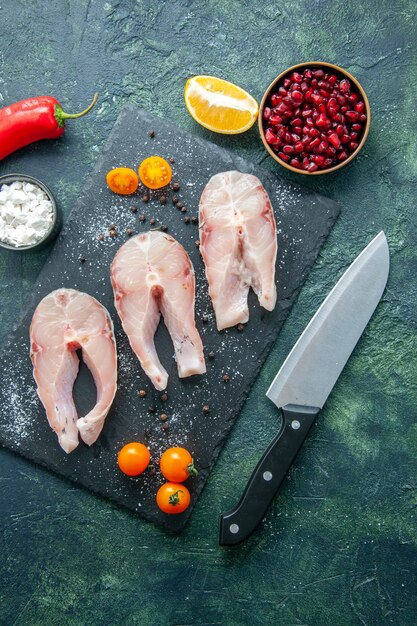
[138,156,172,190]
[106,167,139,195]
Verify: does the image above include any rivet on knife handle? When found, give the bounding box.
[219,404,320,546]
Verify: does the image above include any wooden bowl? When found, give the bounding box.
[258,61,371,175]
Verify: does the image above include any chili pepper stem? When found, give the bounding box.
[54,93,99,127]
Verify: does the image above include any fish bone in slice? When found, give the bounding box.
[29,288,117,453]
[199,171,277,331]
[111,231,206,390]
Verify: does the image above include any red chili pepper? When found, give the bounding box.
[0,93,98,160]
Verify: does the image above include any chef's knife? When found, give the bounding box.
[219,231,389,546]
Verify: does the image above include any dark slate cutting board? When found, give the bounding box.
[0,106,339,531]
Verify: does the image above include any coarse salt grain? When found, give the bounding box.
[0,180,54,247]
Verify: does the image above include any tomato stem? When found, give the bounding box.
[168,490,184,506]
[55,93,99,127]
[187,461,198,477]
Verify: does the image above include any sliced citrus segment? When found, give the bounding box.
[184,75,258,134]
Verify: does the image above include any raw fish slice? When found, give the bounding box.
[111,231,206,390]
[30,289,117,453]
[199,170,277,330]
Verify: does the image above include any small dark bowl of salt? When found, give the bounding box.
[0,174,61,252]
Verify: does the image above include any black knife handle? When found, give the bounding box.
[219,404,320,546]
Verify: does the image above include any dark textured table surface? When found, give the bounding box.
[0,2,416,625]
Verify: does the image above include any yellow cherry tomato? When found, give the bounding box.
[106,167,139,195]
[138,156,172,190]
[156,482,191,514]
[160,447,198,482]
[117,442,150,476]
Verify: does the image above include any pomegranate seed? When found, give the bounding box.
[336,124,345,137]
[313,69,324,78]
[283,78,291,88]
[351,132,358,141]
[290,133,301,143]
[359,113,367,122]
[302,157,310,169]
[283,144,294,154]
[328,131,340,148]
[325,145,337,156]
[323,157,334,167]
[271,94,281,107]
[278,152,290,163]
[345,110,358,122]
[310,127,320,138]
[263,107,271,120]
[311,93,322,105]
[304,69,312,79]
[310,79,319,90]
[340,78,350,94]
[278,86,287,96]
[337,150,349,161]
[276,102,288,115]
[305,88,313,101]
[292,90,304,104]
[275,124,286,138]
[320,89,330,98]
[306,162,319,172]
[310,138,321,150]
[333,113,344,123]
[328,74,338,86]
[312,110,319,120]
[290,117,302,127]
[341,133,351,144]
[312,154,325,166]
[351,123,361,132]
[302,135,311,145]
[349,141,359,151]
[318,80,329,89]
[294,141,304,153]
[306,117,314,126]
[269,113,283,125]
[291,72,303,83]
[317,104,326,115]
[284,132,292,143]
[341,106,348,114]
[292,126,303,135]
[348,93,359,104]
[301,108,313,118]
[316,113,330,128]
[290,158,301,168]
[265,128,279,145]
[336,94,347,106]
[327,97,338,109]
[318,140,329,153]
[300,81,309,92]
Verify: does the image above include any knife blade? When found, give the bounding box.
[219,231,389,546]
